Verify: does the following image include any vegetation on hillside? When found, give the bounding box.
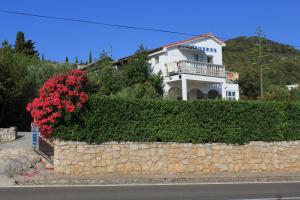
[223,35,300,100]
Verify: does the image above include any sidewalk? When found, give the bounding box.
[15,171,300,185]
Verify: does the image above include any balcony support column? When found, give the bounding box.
[182,78,188,101]
[221,83,226,100]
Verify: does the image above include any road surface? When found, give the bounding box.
[1,182,300,200]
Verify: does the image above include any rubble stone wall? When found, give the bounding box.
[0,127,17,143]
[54,140,300,175]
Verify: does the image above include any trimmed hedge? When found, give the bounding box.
[54,96,300,144]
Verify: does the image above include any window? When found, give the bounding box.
[155,57,159,64]
[226,91,236,100]
[193,54,199,61]
[207,56,213,63]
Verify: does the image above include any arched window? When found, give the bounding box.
[207,90,221,99]
[188,89,204,100]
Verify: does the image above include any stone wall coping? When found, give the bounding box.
[54,139,300,146]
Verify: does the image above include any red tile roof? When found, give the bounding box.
[162,33,225,48]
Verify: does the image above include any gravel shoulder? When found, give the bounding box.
[0,132,41,186]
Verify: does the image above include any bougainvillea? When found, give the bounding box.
[26,69,88,137]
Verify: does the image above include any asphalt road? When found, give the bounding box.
[1,182,300,200]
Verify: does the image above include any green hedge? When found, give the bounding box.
[54,96,300,144]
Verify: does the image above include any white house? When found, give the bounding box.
[80,33,240,100]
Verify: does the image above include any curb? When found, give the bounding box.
[15,174,300,185]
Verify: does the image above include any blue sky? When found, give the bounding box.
[0,0,299,62]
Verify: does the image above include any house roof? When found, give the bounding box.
[161,33,225,48]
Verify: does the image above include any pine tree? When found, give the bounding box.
[65,56,69,63]
[15,32,25,53]
[89,50,92,63]
[41,53,45,61]
[75,56,78,64]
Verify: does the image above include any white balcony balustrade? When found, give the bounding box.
[166,60,226,78]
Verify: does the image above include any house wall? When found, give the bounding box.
[149,37,223,76]
[183,37,223,65]
[224,83,240,100]
[54,140,300,176]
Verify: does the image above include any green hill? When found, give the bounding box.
[223,36,300,99]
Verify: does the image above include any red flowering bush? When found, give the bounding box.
[26,69,89,137]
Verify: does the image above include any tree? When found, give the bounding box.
[99,50,109,60]
[27,62,76,91]
[89,50,92,63]
[0,39,39,129]
[75,56,78,64]
[23,40,39,56]
[15,32,25,53]
[239,68,260,99]
[122,45,149,87]
[88,56,120,94]
[14,32,39,56]
[65,56,69,63]
[119,45,163,98]
[41,53,45,61]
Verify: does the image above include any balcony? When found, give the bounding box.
[166,60,226,78]
[166,60,239,83]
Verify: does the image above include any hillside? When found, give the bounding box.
[223,36,300,98]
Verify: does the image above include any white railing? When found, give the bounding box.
[166,60,226,78]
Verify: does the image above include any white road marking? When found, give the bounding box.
[0,180,300,188]
[231,197,300,200]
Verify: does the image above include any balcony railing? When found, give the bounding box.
[166,60,226,78]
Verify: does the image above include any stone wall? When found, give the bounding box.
[0,127,17,143]
[54,140,300,176]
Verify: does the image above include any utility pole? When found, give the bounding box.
[256,27,264,98]
[259,34,263,98]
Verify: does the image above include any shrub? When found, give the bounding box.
[115,82,160,99]
[26,70,88,137]
[265,85,289,101]
[54,96,300,144]
[290,88,300,101]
